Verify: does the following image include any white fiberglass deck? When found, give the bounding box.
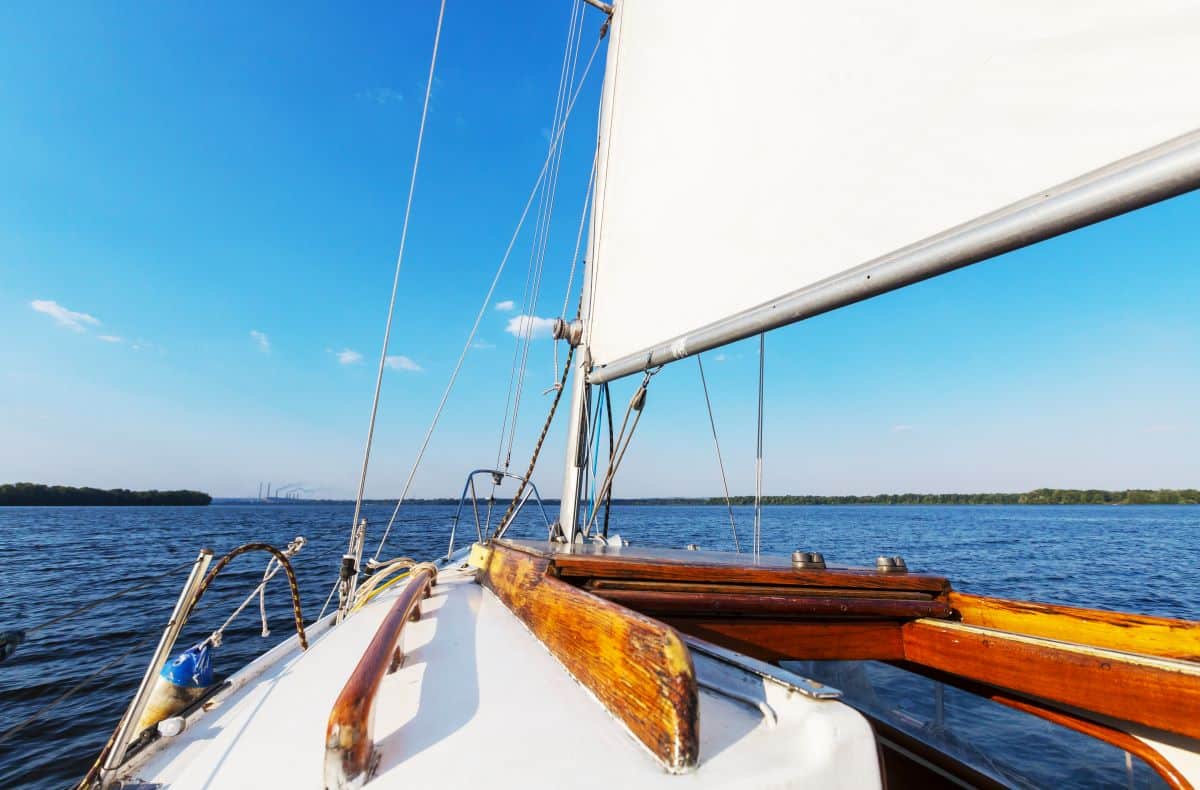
[123,560,880,789]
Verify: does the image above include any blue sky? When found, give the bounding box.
[2,2,1197,500]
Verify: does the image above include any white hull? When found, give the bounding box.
[117,551,881,789]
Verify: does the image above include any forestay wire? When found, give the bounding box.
[754,333,765,557]
[495,0,587,473]
[697,354,740,552]
[348,0,446,550]
[372,33,605,562]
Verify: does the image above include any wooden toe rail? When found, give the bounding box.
[473,543,699,772]
[325,566,436,790]
[949,592,1200,662]
[901,618,1200,741]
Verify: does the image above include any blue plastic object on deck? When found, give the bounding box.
[161,642,213,688]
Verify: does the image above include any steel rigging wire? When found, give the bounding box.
[371,32,606,562]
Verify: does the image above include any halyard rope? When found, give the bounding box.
[372,33,604,562]
[495,338,576,539]
[498,0,586,472]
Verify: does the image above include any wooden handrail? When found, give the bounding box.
[324,566,435,790]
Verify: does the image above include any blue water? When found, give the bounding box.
[1,503,1196,788]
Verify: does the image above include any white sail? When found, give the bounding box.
[583,0,1200,378]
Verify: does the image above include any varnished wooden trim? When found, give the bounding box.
[902,618,1200,741]
[551,555,950,594]
[949,592,1200,662]
[325,567,435,790]
[496,540,950,594]
[662,619,906,662]
[478,543,699,772]
[588,578,936,600]
[595,588,952,619]
[996,697,1193,790]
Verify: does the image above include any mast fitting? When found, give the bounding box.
[552,318,585,347]
[582,0,613,15]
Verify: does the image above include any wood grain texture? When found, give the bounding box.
[950,592,1200,662]
[325,567,435,790]
[595,588,952,619]
[588,578,936,600]
[478,543,699,772]
[542,549,950,594]
[662,619,906,662]
[902,619,1200,741]
[995,696,1193,790]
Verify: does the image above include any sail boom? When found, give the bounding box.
[588,131,1200,384]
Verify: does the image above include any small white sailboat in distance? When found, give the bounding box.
[76,1,1200,787]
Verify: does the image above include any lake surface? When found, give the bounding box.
[1,503,1196,788]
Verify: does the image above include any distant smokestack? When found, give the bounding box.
[267,482,272,500]
[258,482,263,500]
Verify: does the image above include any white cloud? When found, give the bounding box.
[713,352,727,362]
[97,335,123,343]
[505,314,555,340]
[358,87,403,105]
[31,300,101,332]
[494,300,515,312]
[337,349,363,365]
[385,355,422,372]
[891,424,913,433]
[130,339,165,354]
[250,330,270,353]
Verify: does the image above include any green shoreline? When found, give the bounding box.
[227,487,1199,506]
[0,483,211,506]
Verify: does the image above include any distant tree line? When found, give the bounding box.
[616,488,1200,506]
[0,483,212,506]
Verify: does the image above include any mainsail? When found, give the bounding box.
[582,0,1200,381]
